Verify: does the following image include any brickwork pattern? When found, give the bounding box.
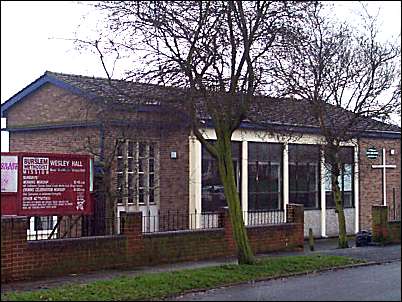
[1,205,304,283]
[5,84,96,127]
[359,139,401,230]
[7,84,191,218]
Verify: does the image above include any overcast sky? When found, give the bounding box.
[1,1,401,151]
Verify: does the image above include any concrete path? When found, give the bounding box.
[1,238,400,294]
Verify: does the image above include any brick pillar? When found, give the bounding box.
[372,205,390,244]
[121,212,144,264]
[218,207,236,257]
[286,204,304,249]
[1,216,29,282]
[286,204,304,225]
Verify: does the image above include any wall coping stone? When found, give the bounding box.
[246,223,298,230]
[143,228,224,238]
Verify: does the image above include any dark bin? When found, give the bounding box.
[355,230,372,247]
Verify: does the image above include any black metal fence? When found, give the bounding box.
[142,210,221,233]
[26,215,123,241]
[389,188,401,222]
[388,205,401,222]
[26,209,287,239]
[142,209,286,233]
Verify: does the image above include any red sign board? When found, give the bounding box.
[1,152,93,216]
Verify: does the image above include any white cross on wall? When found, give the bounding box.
[371,148,397,206]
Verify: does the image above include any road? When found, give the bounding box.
[171,261,401,301]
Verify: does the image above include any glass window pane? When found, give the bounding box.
[128,158,134,172]
[149,159,154,173]
[248,142,282,210]
[139,174,144,187]
[325,162,354,208]
[149,144,154,158]
[139,188,144,204]
[339,147,354,164]
[128,189,134,204]
[149,174,154,188]
[34,216,54,231]
[139,159,146,172]
[249,142,282,162]
[201,141,241,212]
[343,164,352,191]
[289,144,320,163]
[128,174,134,189]
[128,141,134,157]
[149,189,155,204]
[139,143,146,158]
[288,144,320,209]
[117,157,124,172]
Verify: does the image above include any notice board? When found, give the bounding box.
[1,152,93,216]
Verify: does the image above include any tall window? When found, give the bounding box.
[116,141,158,206]
[201,141,241,212]
[248,142,283,210]
[33,216,55,231]
[289,144,321,209]
[325,147,354,208]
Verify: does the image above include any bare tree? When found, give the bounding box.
[75,1,313,264]
[269,2,401,248]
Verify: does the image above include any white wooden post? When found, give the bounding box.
[241,140,248,225]
[354,144,360,233]
[320,149,327,237]
[189,135,202,229]
[283,143,289,221]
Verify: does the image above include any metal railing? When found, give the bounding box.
[244,209,286,226]
[27,216,123,241]
[388,205,401,222]
[142,210,221,233]
[25,209,287,239]
[142,209,286,233]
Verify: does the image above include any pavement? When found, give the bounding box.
[1,237,400,294]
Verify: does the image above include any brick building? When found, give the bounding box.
[1,71,400,237]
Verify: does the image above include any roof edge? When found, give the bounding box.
[1,71,96,118]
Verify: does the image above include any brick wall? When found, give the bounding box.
[359,138,401,230]
[5,84,97,127]
[371,205,401,244]
[9,127,100,154]
[6,83,191,218]
[1,204,304,283]
[1,216,127,283]
[159,128,190,215]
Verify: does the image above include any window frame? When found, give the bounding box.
[201,140,242,213]
[247,142,283,211]
[288,144,321,210]
[325,162,355,209]
[116,140,159,207]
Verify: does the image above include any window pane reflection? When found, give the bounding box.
[201,141,241,212]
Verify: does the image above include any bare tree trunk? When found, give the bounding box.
[331,161,348,248]
[216,130,255,264]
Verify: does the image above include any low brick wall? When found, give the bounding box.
[372,205,401,244]
[388,221,401,243]
[142,229,228,265]
[1,204,304,283]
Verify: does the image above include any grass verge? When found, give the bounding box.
[2,255,364,301]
